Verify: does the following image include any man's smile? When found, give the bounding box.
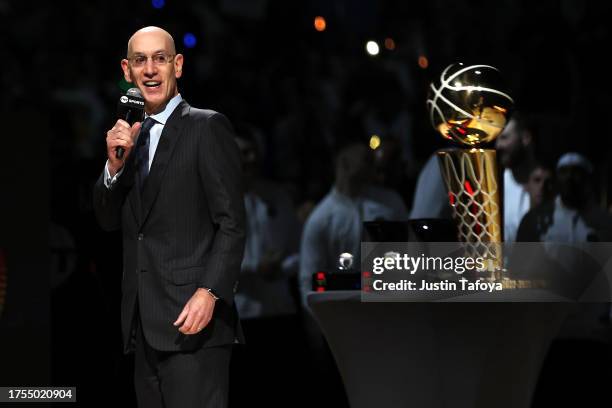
[143,81,161,88]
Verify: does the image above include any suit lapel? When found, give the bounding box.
[139,100,190,228]
[120,152,142,227]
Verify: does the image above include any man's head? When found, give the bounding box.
[234,124,261,188]
[556,152,594,210]
[495,113,534,169]
[335,143,374,196]
[373,137,404,188]
[525,163,554,208]
[121,26,183,114]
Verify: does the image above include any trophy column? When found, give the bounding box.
[437,148,502,276]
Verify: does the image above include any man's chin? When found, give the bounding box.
[145,99,165,114]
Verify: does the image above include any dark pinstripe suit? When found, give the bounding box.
[93,100,246,355]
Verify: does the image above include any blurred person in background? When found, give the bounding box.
[373,136,414,208]
[496,112,538,242]
[517,153,612,406]
[231,125,305,405]
[299,143,408,305]
[517,153,612,242]
[409,152,453,220]
[525,161,555,209]
[233,125,300,319]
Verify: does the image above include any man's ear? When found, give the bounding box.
[174,54,184,79]
[121,59,132,83]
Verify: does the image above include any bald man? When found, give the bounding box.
[93,27,245,408]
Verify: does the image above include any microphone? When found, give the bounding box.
[116,88,145,159]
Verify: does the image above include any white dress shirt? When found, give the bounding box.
[503,168,531,243]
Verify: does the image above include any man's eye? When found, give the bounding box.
[134,56,147,64]
[153,54,166,63]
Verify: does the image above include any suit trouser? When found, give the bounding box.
[134,314,232,408]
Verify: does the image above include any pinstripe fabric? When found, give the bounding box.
[134,318,231,408]
[94,101,246,353]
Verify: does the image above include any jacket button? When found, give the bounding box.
[138,233,144,241]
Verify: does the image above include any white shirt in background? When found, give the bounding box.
[503,168,531,243]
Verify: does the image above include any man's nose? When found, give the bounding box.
[143,58,157,76]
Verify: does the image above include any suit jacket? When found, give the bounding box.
[93,100,246,353]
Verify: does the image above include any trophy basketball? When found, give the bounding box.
[426,63,514,278]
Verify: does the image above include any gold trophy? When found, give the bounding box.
[426,63,514,279]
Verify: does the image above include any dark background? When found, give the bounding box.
[1,0,611,406]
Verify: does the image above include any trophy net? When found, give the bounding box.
[437,148,502,273]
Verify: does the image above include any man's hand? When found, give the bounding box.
[173,288,216,335]
[106,119,142,176]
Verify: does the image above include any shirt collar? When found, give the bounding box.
[145,93,183,125]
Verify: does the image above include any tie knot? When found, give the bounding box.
[141,117,157,133]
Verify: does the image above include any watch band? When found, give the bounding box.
[205,287,219,301]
